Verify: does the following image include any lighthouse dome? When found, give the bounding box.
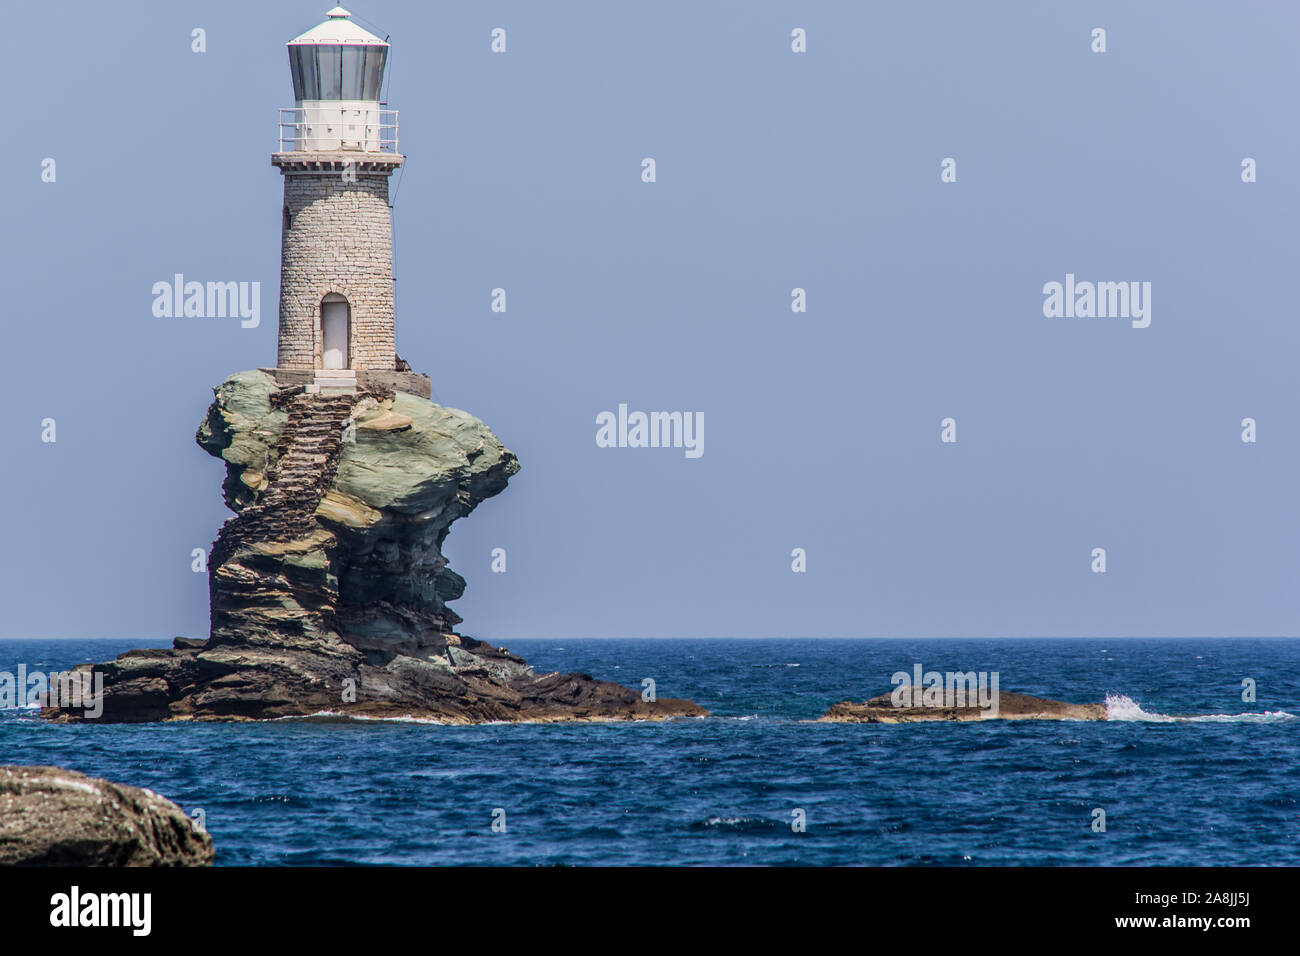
[289,6,387,46]
[288,7,388,102]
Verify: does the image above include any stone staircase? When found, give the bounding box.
[309,368,357,394]
[210,391,358,566]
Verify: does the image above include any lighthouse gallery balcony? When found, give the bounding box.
[278,106,398,153]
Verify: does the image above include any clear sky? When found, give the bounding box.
[3,1,1298,639]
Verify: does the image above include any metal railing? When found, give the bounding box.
[278,107,398,153]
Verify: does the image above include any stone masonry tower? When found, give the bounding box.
[267,6,429,398]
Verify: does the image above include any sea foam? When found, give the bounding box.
[1104,694,1296,723]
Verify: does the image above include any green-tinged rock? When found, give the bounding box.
[196,370,287,511]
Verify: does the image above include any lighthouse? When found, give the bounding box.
[268,6,429,398]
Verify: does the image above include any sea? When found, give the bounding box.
[1,637,1296,866]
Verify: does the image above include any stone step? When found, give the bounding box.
[211,390,364,557]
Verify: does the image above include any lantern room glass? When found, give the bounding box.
[289,45,387,101]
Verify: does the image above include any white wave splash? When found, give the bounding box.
[1104,694,1296,723]
[270,711,453,725]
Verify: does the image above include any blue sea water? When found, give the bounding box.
[0,637,1296,866]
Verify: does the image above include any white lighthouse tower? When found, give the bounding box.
[268,6,429,398]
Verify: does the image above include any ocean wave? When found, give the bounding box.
[1104,694,1296,723]
[693,815,783,832]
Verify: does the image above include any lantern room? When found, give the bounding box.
[281,6,396,152]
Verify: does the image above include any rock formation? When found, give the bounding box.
[818,688,1106,723]
[0,765,213,866]
[41,372,706,724]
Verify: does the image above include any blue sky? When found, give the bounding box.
[3,1,1298,639]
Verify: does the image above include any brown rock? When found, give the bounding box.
[818,688,1106,723]
[0,766,214,866]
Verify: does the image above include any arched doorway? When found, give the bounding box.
[320,294,350,369]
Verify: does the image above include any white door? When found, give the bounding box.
[322,301,349,369]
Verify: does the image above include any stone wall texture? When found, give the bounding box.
[261,367,431,399]
[277,170,397,371]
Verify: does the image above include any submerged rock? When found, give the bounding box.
[43,371,706,724]
[0,765,213,866]
[818,688,1106,723]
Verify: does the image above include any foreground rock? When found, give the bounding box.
[0,766,213,866]
[819,688,1106,723]
[42,371,706,724]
